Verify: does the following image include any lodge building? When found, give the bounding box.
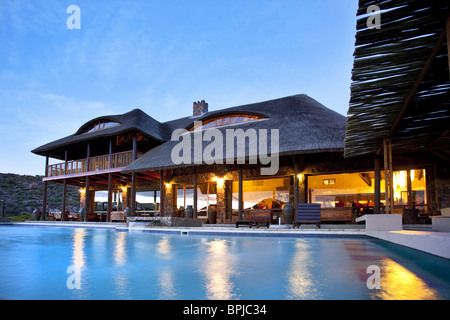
[31,94,446,225]
[32,0,450,225]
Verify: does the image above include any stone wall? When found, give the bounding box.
[128,216,203,227]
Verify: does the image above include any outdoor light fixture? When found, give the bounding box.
[297,173,304,183]
[121,186,127,192]
[165,183,171,189]
[215,177,225,188]
[79,188,85,194]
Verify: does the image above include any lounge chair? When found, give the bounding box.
[293,203,321,228]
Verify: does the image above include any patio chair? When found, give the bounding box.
[293,203,321,228]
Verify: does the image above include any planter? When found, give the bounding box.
[33,208,41,221]
[282,202,295,224]
[207,205,217,224]
[185,205,193,219]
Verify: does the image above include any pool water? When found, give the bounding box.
[1,225,450,300]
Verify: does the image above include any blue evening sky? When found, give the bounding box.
[0,0,358,176]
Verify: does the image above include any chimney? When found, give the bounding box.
[193,100,208,116]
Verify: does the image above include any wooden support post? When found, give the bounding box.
[160,170,165,217]
[62,180,67,221]
[107,140,113,222]
[84,177,90,222]
[61,150,68,221]
[86,143,90,173]
[130,172,136,217]
[130,134,138,217]
[42,154,49,221]
[238,166,243,220]
[132,132,138,161]
[374,155,381,215]
[388,138,394,214]
[294,155,299,216]
[107,173,112,222]
[407,170,413,209]
[84,143,90,222]
[193,167,198,219]
[383,137,390,214]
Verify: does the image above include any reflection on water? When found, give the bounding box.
[286,239,321,299]
[114,231,127,266]
[113,232,129,298]
[58,228,450,300]
[156,237,172,258]
[204,239,236,300]
[372,258,441,300]
[156,237,177,299]
[71,228,86,270]
[158,267,177,299]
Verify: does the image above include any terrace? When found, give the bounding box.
[45,150,137,180]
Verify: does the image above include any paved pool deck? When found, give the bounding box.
[3,220,449,259]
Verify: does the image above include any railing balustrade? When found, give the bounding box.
[46,150,135,177]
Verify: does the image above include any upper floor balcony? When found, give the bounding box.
[46,150,137,178]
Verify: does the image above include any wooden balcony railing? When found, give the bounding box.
[46,150,136,177]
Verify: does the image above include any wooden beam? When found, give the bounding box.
[62,179,67,221]
[132,132,138,161]
[61,149,68,221]
[107,173,112,222]
[293,155,299,215]
[238,166,243,220]
[42,154,49,221]
[383,137,390,214]
[160,170,165,217]
[374,156,381,214]
[84,176,90,222]
[407,170,413,210]
[389,138,394,215]
[193,167,198,219]
[130,172,136,217]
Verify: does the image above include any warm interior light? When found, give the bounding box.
[121,186,127,192]
[165,183,171,188]
[297,173,304,183]
[216,177,225,188]
[79,188,85,194]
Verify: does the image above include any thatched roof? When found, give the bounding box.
[124,94,346,172]
[32,94,346,170]
[345,0,450,158]
[32,109,165,159]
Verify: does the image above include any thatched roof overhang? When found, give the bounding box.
[32,109,165,160]
[345,0,450,159]
[123,94,347,173]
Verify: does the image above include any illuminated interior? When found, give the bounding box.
[232,177,290,210]
[308,169,427,212]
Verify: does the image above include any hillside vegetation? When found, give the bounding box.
[0,173,80,218]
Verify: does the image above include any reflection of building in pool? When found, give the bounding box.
[32,1,450,224]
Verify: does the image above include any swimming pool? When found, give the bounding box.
[1,225,450,300]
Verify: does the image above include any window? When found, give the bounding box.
[307,169,427,212]
[232,177,289,211]
[81,120,120,134]
[189,114,266,131]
